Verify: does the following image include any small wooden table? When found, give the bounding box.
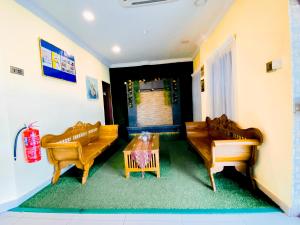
[123,133,160,178]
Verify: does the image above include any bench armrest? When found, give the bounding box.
[185,122,208,138]
[212,139,260,147]
[43,141,84,164]
[210,139,259,165]
[99,125,119,138]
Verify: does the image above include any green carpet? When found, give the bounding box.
[16,139,278,213]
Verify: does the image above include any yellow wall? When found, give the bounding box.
[199,0,293,208]
[193,50,201,72]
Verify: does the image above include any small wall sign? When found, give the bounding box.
[10,66,24,76]
[200,65,204,77]
[201,79,205,92]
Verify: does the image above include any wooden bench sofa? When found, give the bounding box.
[185,114,263,192]
[41,121,118,184]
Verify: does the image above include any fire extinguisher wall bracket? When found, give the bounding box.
[14,125,27,161]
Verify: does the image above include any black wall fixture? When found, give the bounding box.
[109,62,193,138]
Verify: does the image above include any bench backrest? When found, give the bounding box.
[206,114,263,143]
[86,122,101,142]
[41,121,101,147]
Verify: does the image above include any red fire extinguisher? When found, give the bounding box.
[14,122,41,163]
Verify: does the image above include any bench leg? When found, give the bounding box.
[52,164,61,184]
[82,165,90,185]
[82,160,94,185]
[156,170,160,178]
[208,168,216,192]
[247,165,257,190]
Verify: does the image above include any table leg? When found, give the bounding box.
[156,170,160,178]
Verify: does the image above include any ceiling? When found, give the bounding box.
[17,0,233,67]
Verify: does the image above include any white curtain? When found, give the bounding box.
[209,46,234,119]
[192,71,202,121]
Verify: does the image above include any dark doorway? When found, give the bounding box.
[102,81,114,125]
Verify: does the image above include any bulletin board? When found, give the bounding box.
[39,39,77,82]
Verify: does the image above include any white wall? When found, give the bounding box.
[0,47,17,205]
[0,0,110,206]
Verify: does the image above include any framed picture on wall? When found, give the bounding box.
[86,76,99,99]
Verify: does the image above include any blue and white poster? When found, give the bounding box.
[86,76,99,99]
[39,39,77,82]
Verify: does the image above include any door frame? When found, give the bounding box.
[102,81,114,125]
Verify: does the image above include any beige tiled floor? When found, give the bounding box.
[0,211,299,225]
